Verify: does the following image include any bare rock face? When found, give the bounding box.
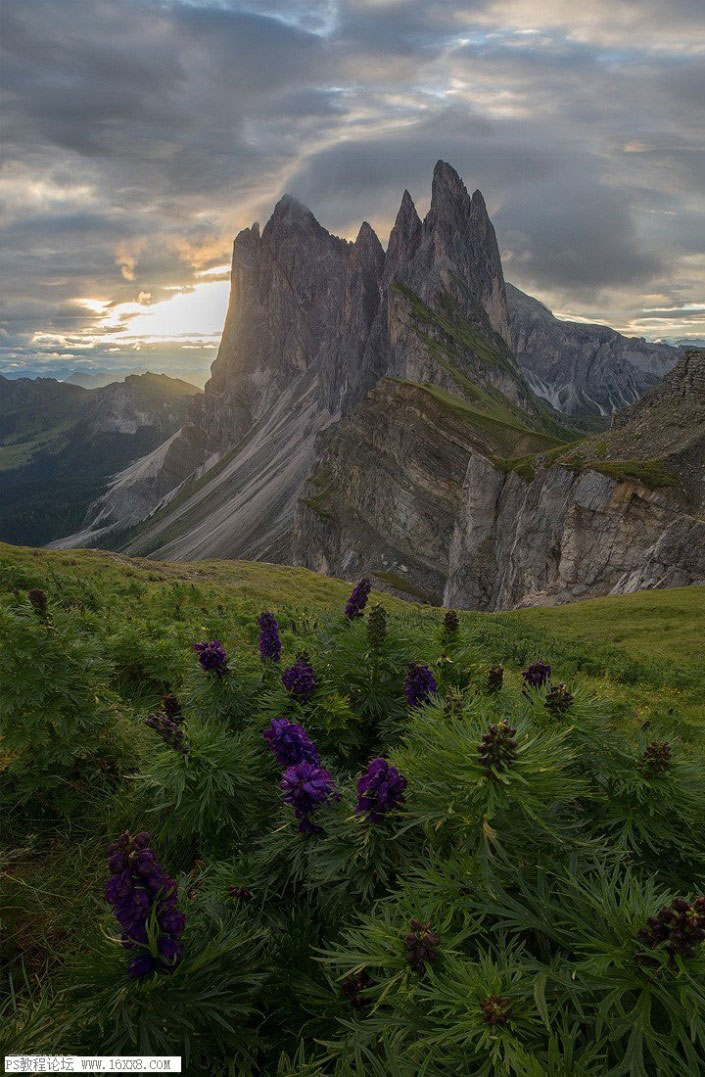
[295,351,705,608]
[71,160,537,561]
[53,161,701,612]
[399,162,512,348]
[444,466,702,610]
[507,283,680,418]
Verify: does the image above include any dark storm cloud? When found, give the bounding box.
[1,0,704,378]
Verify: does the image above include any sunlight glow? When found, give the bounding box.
[119,281,230,338]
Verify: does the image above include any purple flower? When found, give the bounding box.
[636,896,705,967]
[133,850,156,876]
[281,761,336,833]
[258,612,282,662]
[108,851,128,874]
[193,639,229,676]
[105,831,185,977]
[443,609,459,636]
[282,659,316,701]
[522,661,552,689]
[356,758,407,824]
[144,712,188,754]
[157,936,184,967]
[263,717,320,768]
[128,954,155,979]
[404,919,440,976]
[404,663,437,708]
[478,721,518,780]
[345,577,372,620]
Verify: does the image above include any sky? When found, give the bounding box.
[1,0,704,386]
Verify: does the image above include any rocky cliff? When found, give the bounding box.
[293,350,704,607]
[70,160,563,559]
[507,283,679,418]
[48,162,702,612]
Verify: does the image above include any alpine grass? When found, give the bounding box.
[1,546,704,1074]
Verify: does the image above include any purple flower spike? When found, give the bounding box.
[345,577,372,620]
[404,663,437,708]
[404,919,440,976]
[105,831,185,977]
[282,659,316,701]
[193,639,229,676]
[258,612,282,662]
[129,954,155,978]
[356,758,407,824]
[144,712,188,754]
[522,661,551,689]
[636,896,705,967]
[281,761,336,833]
[263,717,320,768]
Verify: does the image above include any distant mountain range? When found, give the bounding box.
[507,284,678,417]
[9,162,703,607]
[0,366,147,388]
[0,372,200,546]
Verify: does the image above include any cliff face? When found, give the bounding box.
[507,283,679,418]
[71,160,551,560]
[294,351,705,608]
[50,161,701,612]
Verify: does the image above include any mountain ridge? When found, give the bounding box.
[506,283,679,417]
[0,372,200,547]
[40,162,701,610]
[61,160,563,560]
[294,349,704,607]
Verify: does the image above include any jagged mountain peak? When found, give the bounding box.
[354,220,383,253]
[469,188,491,225]
[261,192,342,251]
[384,189,422,283]
[428,158,471,227]
[270,192,313,220]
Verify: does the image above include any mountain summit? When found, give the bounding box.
[60,161,536,561]
[47,163,697,609]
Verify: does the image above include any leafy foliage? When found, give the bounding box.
[1,546,704,1074]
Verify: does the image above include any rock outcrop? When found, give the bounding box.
[48,162,701,612]
[507,283,679,418]
[73,160,556,561]
[294,351,705,607]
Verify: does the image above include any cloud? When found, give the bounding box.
[1,0,704,383]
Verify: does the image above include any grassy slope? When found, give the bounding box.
[1,543,702,736]
[1,542,703,1060]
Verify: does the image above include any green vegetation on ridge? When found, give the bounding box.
[392,281,576,446]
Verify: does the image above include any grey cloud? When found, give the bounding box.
[1,0,704,380]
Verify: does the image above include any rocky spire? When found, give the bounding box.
[427,159,471,229]
[382,161,512,347]
[353,221,385,269]
[384,189,422,286]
